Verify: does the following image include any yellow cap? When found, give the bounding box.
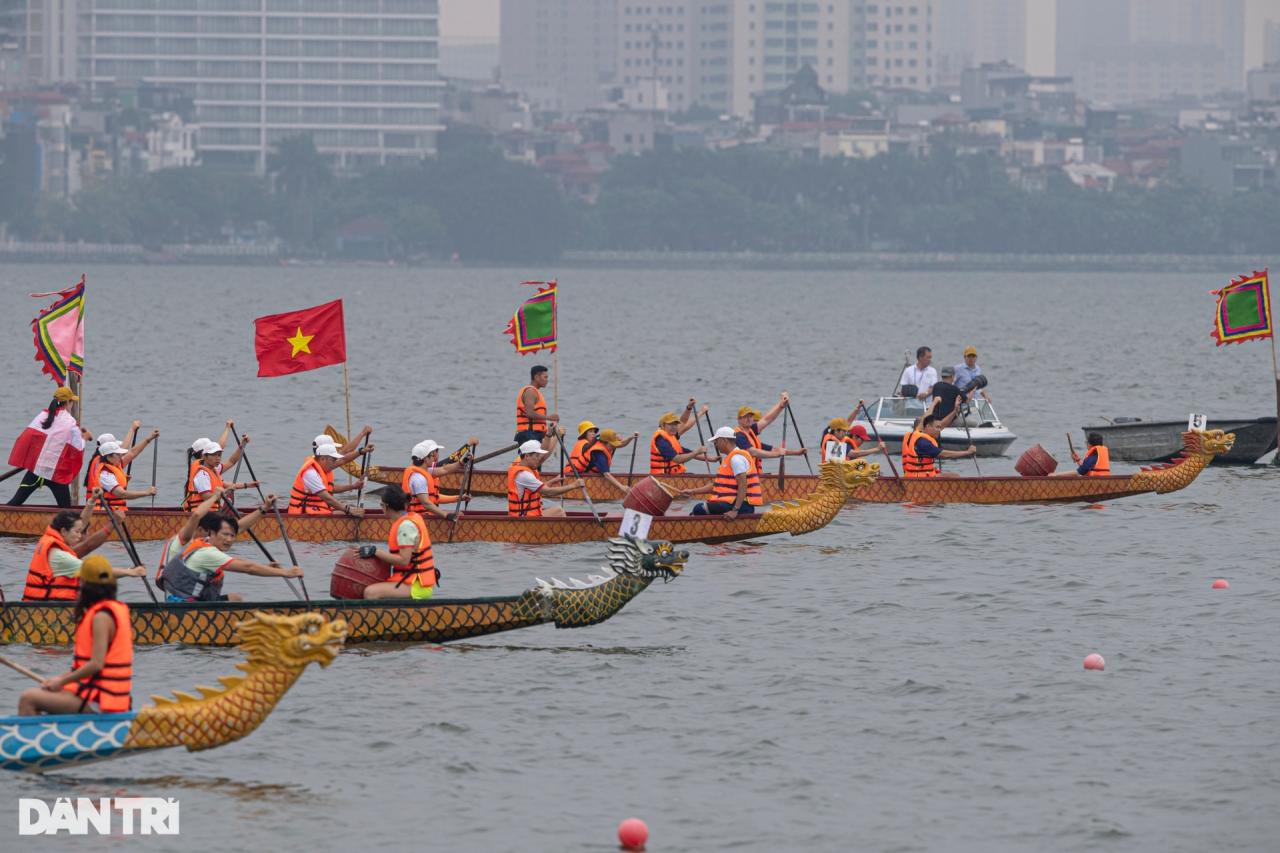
[53,386,79,403]
[79,554,115,585]
[828,418,850,431]
[963,346,978,357]
[658,411,680,425]
[737,406,762,420]
[577,420,597,438]
[597,428,624,446]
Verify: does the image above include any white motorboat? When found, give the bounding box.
[852,396,1018,458]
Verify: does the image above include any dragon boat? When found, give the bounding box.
[0,611,344,772]
[0,460,876,543]
[348,429,1233,506]
[1,538,686,647]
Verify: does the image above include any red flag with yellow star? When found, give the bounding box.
[254,299,346,377]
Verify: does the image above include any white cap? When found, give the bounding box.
[203,441,223,455]
[312,434,332,447]
[412,440,442,460]
[191,437,211,454]
[96,433,117,446]
[712,426,737,441]
[518,440,549,456]
[315,444,342,459]
[98,441,125,457]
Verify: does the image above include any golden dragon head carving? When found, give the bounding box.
[1184,429,1235,458]
[234,611,348,671]
[837,458,880,490]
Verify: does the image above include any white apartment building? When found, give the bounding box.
[854,1,933,91]
[500,0,616,113]
[26,0,443,173]
[729,0,853,116]
[617,1,733,113]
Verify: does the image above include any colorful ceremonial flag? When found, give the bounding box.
[30,275,86,385]
[504,280,558,354]
[254,299,347,377]
[1211,270,1272,346]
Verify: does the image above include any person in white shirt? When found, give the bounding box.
[507,434,578,518]
[898,346,938,401]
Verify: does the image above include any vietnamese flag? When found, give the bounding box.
[254,299,347,377]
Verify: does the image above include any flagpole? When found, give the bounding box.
[69,290,85,505]
[343,360,354,485]
[1271,330,1280,466]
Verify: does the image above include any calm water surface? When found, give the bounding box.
[0,264,1275,852]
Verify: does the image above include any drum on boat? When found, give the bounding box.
[622,477,673,517]
[1015,444,1058,477]
[330,548,391,599]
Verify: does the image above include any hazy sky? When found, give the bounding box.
[441,0,499,41]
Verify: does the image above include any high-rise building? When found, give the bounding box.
[730,0,854,116]
[1244,0,1280,72]
[853,1,933,92]
[500,0,616,113]
[24,0,444,173]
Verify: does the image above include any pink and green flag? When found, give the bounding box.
[505,280,558,354]
[30,275,86,384]
[1211,270,1272,346]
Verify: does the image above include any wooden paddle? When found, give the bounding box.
[0,656,43,683]
[692,407,713,474]
[565,456,605,528]
[269,504,309,602]
[785,401,814,475]
[957,405,981,475]
[354,433,371,508]
[1066,431,1079,464]
[627,433,638,486]
[859,400,902,484]
[230,424,305,593]
[778,405,788,492]
[447,451,476,544]
[149,436,158,508]
[0,467,22,484]
[97,497,158,603]
[221,498,305,602]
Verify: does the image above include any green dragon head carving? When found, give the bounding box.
[608,536,688,580]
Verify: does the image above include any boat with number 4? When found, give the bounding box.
[0,460,877,543]
[0,538,686,647]
[346,430,1232,507]
[0,611,344,772]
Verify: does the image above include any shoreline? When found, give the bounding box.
[0,243,1265,272]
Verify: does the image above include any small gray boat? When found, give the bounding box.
[1082,417,1276,465]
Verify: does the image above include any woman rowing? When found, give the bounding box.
[286,438,370,517]
[22,488,146,601]
[358,485,439,601]
[650,401,710,475]
[18,555,134,716]
[183,438,256,509]
[86,440,157,514]
[7,386,89,508]
[401,438,475,520]
[563,422,639,496]
[85,421,157,489]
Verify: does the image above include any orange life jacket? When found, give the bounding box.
[1083,445,1111,476]
[182,458,200,507]
[712,448,763,506]
[86,455,105,489]
[734,426,764,474]
[650,429,686,475]
[22,527,80,601]
[288,457,334,515]
[401,465,440,514]
[386,512,437,589]
[64,598,133,713]
[902,430,939,478]
[820,433,863,463]
[183,462,225,510]
[507,463,543,517]
[565,438,613,475]
[516,385,547,433]
[90,461,129,514]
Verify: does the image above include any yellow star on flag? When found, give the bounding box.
[287,326,314,358]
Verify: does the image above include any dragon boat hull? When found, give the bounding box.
[0,712,155,772]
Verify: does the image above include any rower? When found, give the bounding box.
[156,487,276,591]
[86,422,157,490]
[820,418,885,463]
[18,555,134,716]
[515,364,559,443]
[650,401,710,475]
[22,488,145,601]
[286,438,371,517]
[507,435,578,518]
[401,439,474,520]
[902,414,976,478]
[735,393,806,474]
[680,427,763,518]
[87,440,157,513]
[7,386,89,508]
[321,425,372,455]
[564,422,638,496]
[161,495,302,602]
[184,440,257,509]
[358,485,439,600]
[1072,432,1111,477]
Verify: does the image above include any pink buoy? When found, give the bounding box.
[1083,653,1105,671]
[618,817,649,851]
[1211,578,1229,589]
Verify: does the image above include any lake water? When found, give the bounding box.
[0,264,1276,852]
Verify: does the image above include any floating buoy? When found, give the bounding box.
[618,817,649,850]
[1083,653,1105,671]
[1212,578,1229,589]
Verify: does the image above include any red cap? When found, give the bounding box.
[850,425,869,440]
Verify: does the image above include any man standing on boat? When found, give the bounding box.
[650,401,710,475]
[953,346,992,403]
[734,394,806,474]
[515,365,559,444]
[898,347,938,401]
[902,414,976,477]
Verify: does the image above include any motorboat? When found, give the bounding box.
[853,396,1018,457]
